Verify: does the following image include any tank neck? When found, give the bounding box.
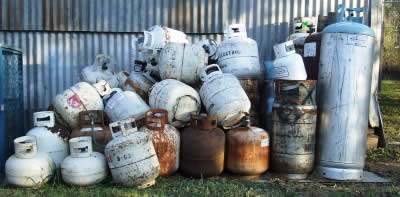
[14,136,38,159]
[69,136,93,158]
[145,109,168,132]
[190,113,218,130]
[33,111,55,128]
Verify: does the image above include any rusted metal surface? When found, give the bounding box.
[121,71,156,102]
[271,104,316,179]
[70,110,112,153]
[226,123,270,176]
[238,78,261,127]
[275,80,316,106]
[105,118,160,188]
[181,114,225,178]
[139,109,180,177]
[199,64,251,129]
[303,33,322,80]
[149,79,201,128]
[61,136,108,186]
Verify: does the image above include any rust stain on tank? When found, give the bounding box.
[238,78,261,126]
[275,80,317,106]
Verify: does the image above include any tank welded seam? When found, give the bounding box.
[109,154,157,170]
[171,94,200,123]
[69,88,88,111]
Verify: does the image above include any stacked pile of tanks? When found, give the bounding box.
[4,4,377,187]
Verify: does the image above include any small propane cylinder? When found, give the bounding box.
[80,54,119,88]
[53,81,105,129]
[149,79,201,128]
[226,117,270,177]
[181,113,225,178]
[271,104,316,179]
[238,78,261,127]
[142,25,189,50]
[274,80,316,105]
[120,69,157,102]
[26,111,69,168]
[273,40,307,80]
[159,43,208,85]
[104,89,150,127]
[217,24,261,78]
[61,136,108,186]
[105,118,160,188]
[70,110,112,153]
[5,136,55,188]
[316,19,376,180]
[199,64,251,129]
[139,109,180,176]
[303,33,322,80]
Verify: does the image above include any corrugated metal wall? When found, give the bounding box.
[0,0,370,127]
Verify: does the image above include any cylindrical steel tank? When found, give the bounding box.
[61,136,108,186]
[303,33,322,80]
[271,104,316,179]
[238,78,261,127]
[226,118,270,177]
[149,79,201,128]
[105,118,160,188]
[26,111,69,169]
[104,89,150,127]
[70,110,112,153]
[121,71,156,102]
[199,64,251,129]
[53,82,104,129]
[159,43,207,85]
[139,109,180,176]
[181,114,225,178]
[274,80,317,106]
[5,136,55,188]
[316,22,376,180]
[273,40,307,80]
[217,24,261,79]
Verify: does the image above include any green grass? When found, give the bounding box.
[1,80,400,197]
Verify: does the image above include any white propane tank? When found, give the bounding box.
[199,64,251,129]
[105,118,160,188]
[53,82,105,129]
[195,39,218,62]
[80,54,119,88]
[61,136,108,186]
[104,89,150,125]
[149,79,201,128]
[5,136,55,188]
[159,43,208,85]
[143,25,189,50]
[26,111,69,169]
[273,40,307,80]
[119,70,157,102]
[217,24,261,79]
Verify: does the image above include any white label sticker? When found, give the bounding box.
[304,42,317,57]
[261,139,269,147]
[347,35,367,47]
[107,92,125,109]
[273,66,289,78]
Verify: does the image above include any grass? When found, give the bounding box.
[1,80,400,197]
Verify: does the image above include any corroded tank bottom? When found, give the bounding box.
[271,153,314,177]
[316,166,363,181]
[137,180,156,189]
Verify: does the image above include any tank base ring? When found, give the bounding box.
[317,166,363,181]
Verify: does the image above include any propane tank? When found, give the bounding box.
[61,136,108,186]
[271,104,316,179]
[181,113,225,178]
[139,109,180,176]
[217,24,261,78]
[120,69,157,102]
[273,40,307,80]
[26,111,69,168]
[303,33,322,80]
[80,54,119,88]
[159,43,208,85]
[142,25,189,50]
[53,81,105,129]
[105,118,160,188]
[149,79,201,128]
[195,39,218,64]
[274,80,316,106]
[226,117,270,178]
[316,21,376,180]
[5,136,55,188]
[238,78,261,127]
[199,64,251,129]
[70,110,112,153]
[104,89,150,127]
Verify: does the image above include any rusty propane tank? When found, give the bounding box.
[70,110,112,153]
[105,118,160,188]
[274,80,317,105]
[238,78,261,127]
[226,117,270,178]
[199,64,251,129]
[271,104,316,179]
[139,109,180,176]
[181,114,225,178]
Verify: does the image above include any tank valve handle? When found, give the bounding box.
[145,109,168,132]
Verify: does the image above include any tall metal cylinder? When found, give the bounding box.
[316,22,375,180]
